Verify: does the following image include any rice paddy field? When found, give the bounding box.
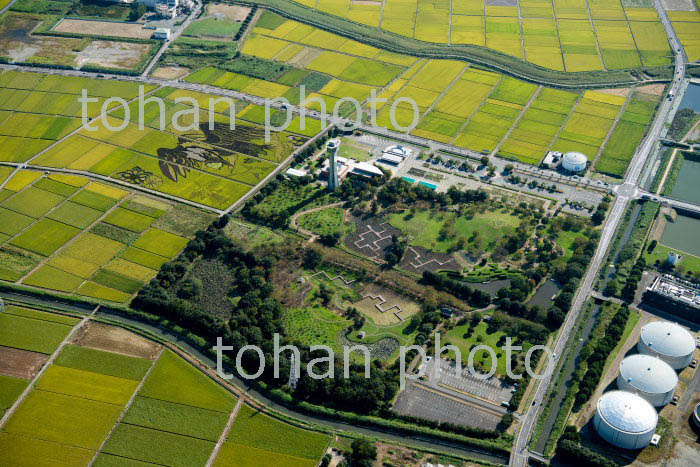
[0,171,215,303]
[0,70,311,210]
[193,11,661,170]
[667,6,700,62]
[0,308,331,467]
[282,0,675,71]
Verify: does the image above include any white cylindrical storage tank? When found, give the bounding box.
[594,391,657,449]
[637,321,695,369]
[616,354,677,407]
[561,152,587,172]
[693,403,700,430]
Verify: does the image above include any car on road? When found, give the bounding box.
[671,395,679,405]
[690,359,698,369]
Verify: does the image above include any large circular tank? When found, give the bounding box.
[616,355,677,407]
[693,403,700,430]
[637,321,695,369]
[561,152,588,172]
[594,391,657,449]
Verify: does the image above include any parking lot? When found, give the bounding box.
[424,359,515,405]
[393,381,503,430]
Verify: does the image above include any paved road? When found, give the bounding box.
[510,1,688,463]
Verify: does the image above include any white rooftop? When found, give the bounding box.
[640,321,695,357]
[619,354,678,394]
[597,391,658,434]
[285,168,307,177]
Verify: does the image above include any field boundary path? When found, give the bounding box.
[0,0,18,15]
[0,316,88,429]
[238,7,262,48]
[87,346,165,467]
[206,398,244,467]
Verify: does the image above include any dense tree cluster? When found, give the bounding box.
[557,427,618,467]
[133,224,398,413]
[574,305,630,409]
[421,271,492,308]
[620,256,645,301]
[377,178,487,207]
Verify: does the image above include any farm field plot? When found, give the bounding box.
[0,375,27,416]
[667,8,700,61]
[0,173,209,302]
[55,344,152,381]
[0,313,74,354]
[282,0,671,71]
[224,404,329,460]
[53,19,155,39]
[139,350,237,412]
[0,71,301,211]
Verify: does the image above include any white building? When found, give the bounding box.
[542,151,562,169]
[594,391,657,449]
[153,27,171,40]
[320,156,382,184]
[285,168,307,178]
[378,153,404,167]
[382,144,412,159]
[561,151,588,173]
[637,321,695,369]
[616,354,677,407]
[667,251,682,266]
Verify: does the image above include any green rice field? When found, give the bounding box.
[0,172,214,303]
[0,311,331,467]
[280,0,673,71]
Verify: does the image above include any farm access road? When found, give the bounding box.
[510,0,689,464]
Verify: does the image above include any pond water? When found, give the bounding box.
[679,83,700,112]
[661,214,700,257]
[670,156,700,205]
[527,279,563,309]
[469,279,510,295]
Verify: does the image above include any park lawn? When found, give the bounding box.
[131,228,189,259]
[55,345,152,381]
[1,186,65,218]
[0,313,73,354]
[227,404,329,460]
[184,17,241,38]
[214,442,318,467]
[0,432,95,467]
[297,207,344,236]
[139,350,236,413]
[122,396,229,441]
[103,207,155,233]
[47,201,104,229]
[389,208,520,253]
[282,306,350,353]
[2,305,79,325]
[645,243,700,275]
[445,321,532,376]
[36,365,139,406]
[103,424,215,467]
[3,390,122,450]
[0,375,27,415]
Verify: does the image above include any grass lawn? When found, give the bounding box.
[122,396,229,442]
[3,390,122,450]
[103,424,215,467]
[227,404,328,460]
[645,243,700,275]
[184,18,241,38]
[282,306,350,353]
[139,350,236,413]
[445,321,532,376]
[338,138,372,161]
[36,365,139,406]
[55,344,152,381]
[0,313,73,354]
[297,207,344,236]
[601,307,641,377]
[389,208,520,253]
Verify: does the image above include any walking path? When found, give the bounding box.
[206,398,244,467]
[290,201,345,240]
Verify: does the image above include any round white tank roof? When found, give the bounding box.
[597,391,658,434]
[619,354,677,394]
[640,321,695,357]
[563,152,588,165]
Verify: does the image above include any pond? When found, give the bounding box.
[670,156,700,205]
[527,279,563,309]
[661,214,700,257]
[468,279,511,295]
[679,83,700,113]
